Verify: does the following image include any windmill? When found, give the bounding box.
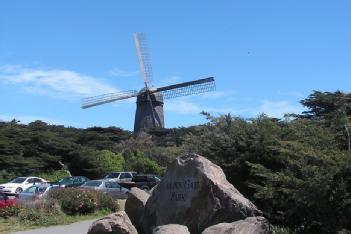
[81,33,216,133]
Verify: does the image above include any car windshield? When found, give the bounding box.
[105,173,120,179]
[10,177,27,183]
[58,177,74,184]
[38,186,48,193]
[154,176,161,182]
[83,181,102,187]
[24,185,48,194]
[24,186,38,193]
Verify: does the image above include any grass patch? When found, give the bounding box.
[0,188,126,234]
[0,208,113,234]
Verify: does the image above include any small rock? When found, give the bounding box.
[153,224,190,234]
[202,216,271,234]
[87,211,138,234]
[143,153,262,234]
[125,187,150,232]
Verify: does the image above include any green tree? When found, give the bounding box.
[96,150,125,172]
[124,150,161,175]
[298,91,351,150]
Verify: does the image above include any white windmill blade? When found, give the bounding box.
[81,90,138,109]
[134,32,153,87]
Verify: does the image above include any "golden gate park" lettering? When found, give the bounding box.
[161,179,200,202]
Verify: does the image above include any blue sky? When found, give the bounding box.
[0,0,350,130]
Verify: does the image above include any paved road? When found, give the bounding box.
[12,219,96,234]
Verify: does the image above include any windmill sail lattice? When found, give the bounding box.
[134,33,153,86]
[81,33,216,133]
[82,90,138,109]
[155,77,215,99]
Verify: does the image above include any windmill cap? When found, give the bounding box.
[136,93,164,104]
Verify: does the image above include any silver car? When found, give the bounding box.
[80,179,128,199]
[18,184,58,202]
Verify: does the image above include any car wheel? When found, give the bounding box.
[141,186,149,191]
[15,187,23,194]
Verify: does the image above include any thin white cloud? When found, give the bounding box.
[199,90,237,99]
[109,68,139,77]
[277,90,306,99]
[165,98,304,119]
[255,100,304,118]
[165,99,234,115]
[0,65,119,100]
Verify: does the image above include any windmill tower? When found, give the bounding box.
[82,33,216,133]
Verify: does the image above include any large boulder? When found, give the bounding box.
[153,224,190,234]
[125,187,150,232]
[87,211,138,234]
[142,153,262,234]
[202,216,271,234]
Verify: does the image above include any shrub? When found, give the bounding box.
[48,188,116,215]
[96,150,125,172]
[18,200,63,226]
[95,190,116,211]
[0,205,20,218]
[0,200,63,226]
[36,169,71,182]
[124,150,161,175]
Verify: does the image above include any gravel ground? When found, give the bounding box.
[11,219,96,234]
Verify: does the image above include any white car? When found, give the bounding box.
[0,177,47,195]
[104,172,137,182]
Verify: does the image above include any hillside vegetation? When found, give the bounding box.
[1,90,351,233]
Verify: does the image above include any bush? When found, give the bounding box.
[96,150,125,172]
[95,190,116,211]
[35,169,71,182]
[48,188,117,215]
[0,200,63,226]
[124,150,161,175]
[0,205,20,218]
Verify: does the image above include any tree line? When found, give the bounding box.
[0,90,350,233]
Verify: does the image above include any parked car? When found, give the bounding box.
[0,177,47,195]
[120,174,161,190]
[18,184,58,202]
[80,179,129,199]
[104,172,137,182]
[54,176,90,188]
[0,192,17,208]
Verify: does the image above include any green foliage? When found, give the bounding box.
[297,90,351,150]
[0,169,17,183]
[96,150,125,172]
[124,150,161,175]
[66,147,105,179]
[48,188,117,215]
[0,205,21,218]
[0,121,131,179]
[17,201,63,226]
[1,90,351,232]
[184,111,351,232]
[35,169,71,182]
[0,201,112,230]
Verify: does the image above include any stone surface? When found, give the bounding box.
[125,187,150,232]
[153,224,190,234]
[202,216,271,234]
[87,211,138,234]
[142,153,262,234]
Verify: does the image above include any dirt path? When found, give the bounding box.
[12,219,95,234]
